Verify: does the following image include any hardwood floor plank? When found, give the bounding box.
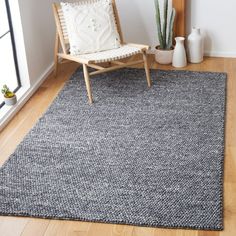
[132,226,155,236]
[224,147,236,184]
[21,219,50,236]
[43,220,69,236]
[198,231,219,236]
[0,216,29,236]
[85,223,116,236]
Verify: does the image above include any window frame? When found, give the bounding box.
[0,0,21,108]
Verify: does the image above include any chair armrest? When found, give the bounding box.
[125,43,150,51]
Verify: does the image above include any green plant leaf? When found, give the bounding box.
[162,0,168,49]
[167,8,176,49]
[154,0,164,49]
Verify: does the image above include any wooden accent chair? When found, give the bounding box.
[52,1,152,104]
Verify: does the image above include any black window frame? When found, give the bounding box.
[0,0,21,108]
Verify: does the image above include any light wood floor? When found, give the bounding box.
[0,56,235,236]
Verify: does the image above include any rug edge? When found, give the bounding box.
[0,211,224,231]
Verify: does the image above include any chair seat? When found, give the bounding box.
[77,44,143,63]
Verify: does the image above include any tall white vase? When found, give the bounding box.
[187,27,204,63]
[172,37,187,68]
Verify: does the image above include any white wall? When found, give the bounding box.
[187,0,236,57]
[116,0,157,49]
[116,0,236,57]
[17,0,57,86]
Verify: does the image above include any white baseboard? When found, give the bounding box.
[0,62,54,131]
[204,51,236,58]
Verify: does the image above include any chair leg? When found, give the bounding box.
[83,64,93,104]
[143,51,152,87]
[54,32,59,77]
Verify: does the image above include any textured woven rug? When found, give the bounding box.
[0,68,226,230]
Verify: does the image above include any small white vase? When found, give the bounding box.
[172,37,187,68]
[187,27,204,63]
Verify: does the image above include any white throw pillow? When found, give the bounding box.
[61,0,121,55]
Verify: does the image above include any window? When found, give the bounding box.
[0,0,21,107]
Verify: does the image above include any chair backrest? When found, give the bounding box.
[52,0,124,55]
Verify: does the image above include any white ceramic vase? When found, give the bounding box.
[172,37,187,68]
[187,27,204,63]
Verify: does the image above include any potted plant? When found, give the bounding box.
[154,0,176,64]
[1,85,17,106]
